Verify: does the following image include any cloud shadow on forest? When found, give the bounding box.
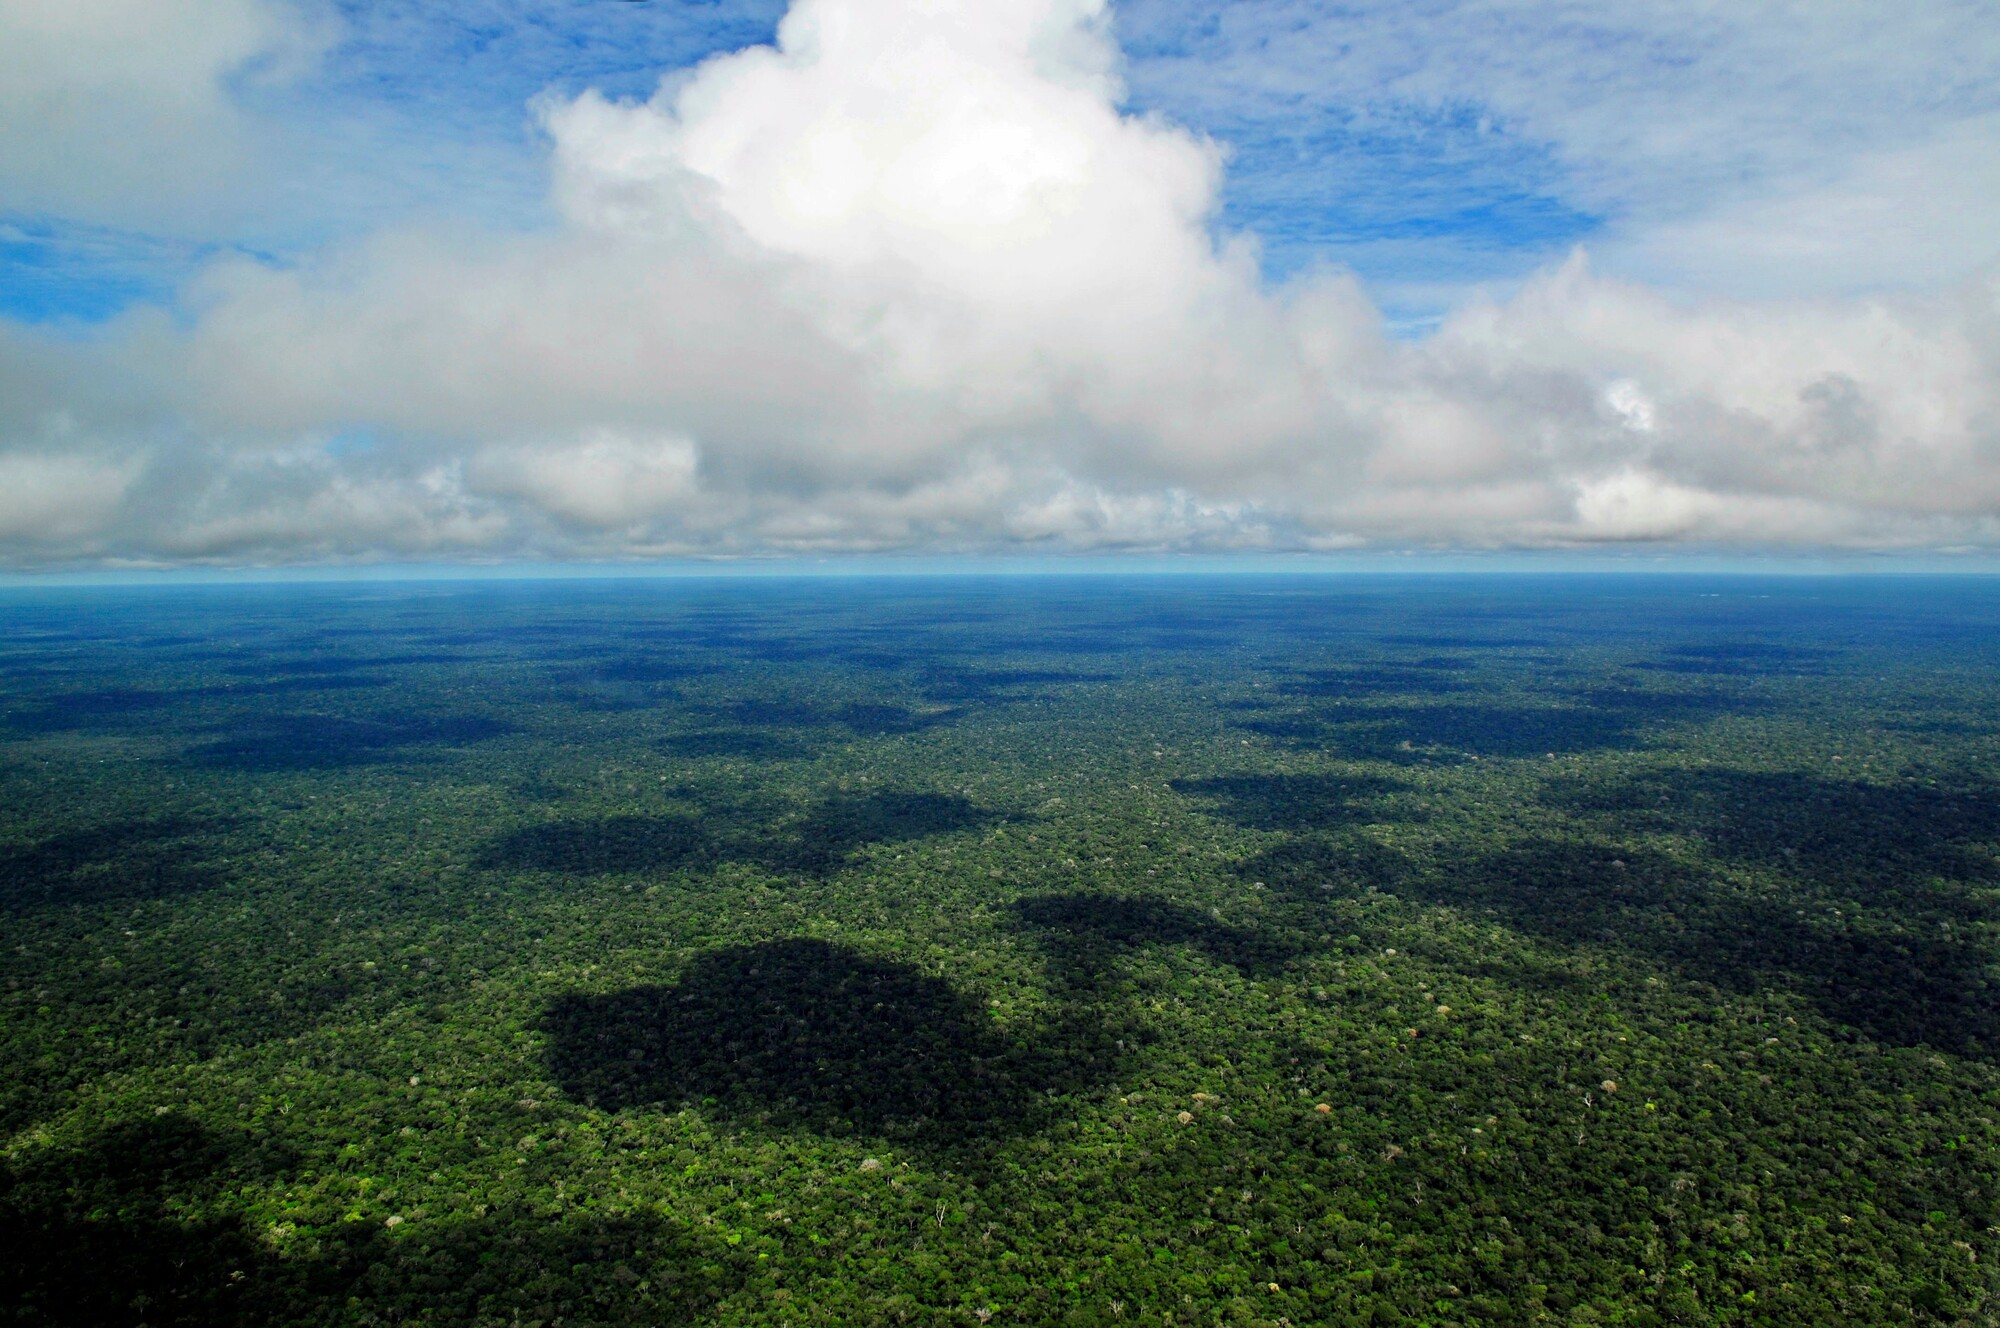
[478,790,1002,882]
[1277,665,1474,699]
[0,1115,737,1327]
[585,655,721,684]
[755,791,999,876]
[3,686,182,734]
[697,696,963,739]
[1170,773,1408,833]
[1377,634,1553,650]
[542,939,1115,1150]
[477,813,718,877]
[222,651,470,676]
[661,730,814,760]
[916,666,1116,703]
[0,817,236,914]
[184,713,514,772]
[557,654,725,712]
[1231,686,1761,762]
[1011,893,1301,981]
[1549,767,2000,889]
[1,674,400,736]
[1236,764,2000,1059]
[834,702,965,736]
[1628,642,1841,677]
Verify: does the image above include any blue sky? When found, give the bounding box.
[0,0,1996,568]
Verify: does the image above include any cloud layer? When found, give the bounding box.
[1119,0,2000,301]
[0,0,328,230]
[2,0,1998,568]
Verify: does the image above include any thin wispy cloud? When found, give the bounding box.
[1119,0,2000,302]
[0,0,1995,568]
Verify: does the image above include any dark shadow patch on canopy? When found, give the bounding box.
[1423,836,2000,1060]
[1233,821,2000,1060]
[0,817,235,914]
[0,1116,290,1327]
[1378,634,1554,649]
[542,939,1116,1150]
[1233,688,1758,762]
[2,686,180,734]
[478,790,1001,882]
[748,791,1001,878]
[1879,717,1995,737]
[710,699,829,728]
[1629,642,1841,677]
[2,674,432,736]
[0,1115,738,1327]
[698,696,962,739]
[662,730,815,761]
[212,675,392,697]
[1549,768,2000,890]
[184,713,513,772]
[223,652,468,676]
[1278,666,1473,699]
[832,702,962,736]
[477,814,717,877]
[1321,702,1664,760]
[1170,773,1408,833]
[585,655,722,684]
[1012,892,1301,981]
[916,667,1117,703]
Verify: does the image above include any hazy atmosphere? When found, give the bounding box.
[5,0,1999,568]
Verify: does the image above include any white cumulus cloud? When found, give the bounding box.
[0,0,327,230]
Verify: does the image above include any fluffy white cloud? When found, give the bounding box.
[0,0,327,229]
[1,0,1997,568]
[469,430,700,531]
[0,451,140,545]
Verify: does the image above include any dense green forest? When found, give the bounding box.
[2,575,1997,1326]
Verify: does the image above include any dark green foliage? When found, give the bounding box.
[0,817,233,913]
[545,939,1114,1147]
[1170,773,1407,831]
[1280,664,1476,697]
[3,574,1999,1326]
[1632,642,1839,676]
[757,791,997,877]
[481,790,997,881]
[663,731,811,760]
[1554,766,2000,886]
[0,1117,275,1326]
[0,1116,736,1326]
[703,696,961,737]
[588,655,720,684]
[1246,698,1703,761]
[3,686,182,735]
[186,713,513,772]
[1013,893,1298,978]
[917,666,1113,701]
[483,813,719,876]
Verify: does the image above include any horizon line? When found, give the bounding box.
[7,551,2000,589]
